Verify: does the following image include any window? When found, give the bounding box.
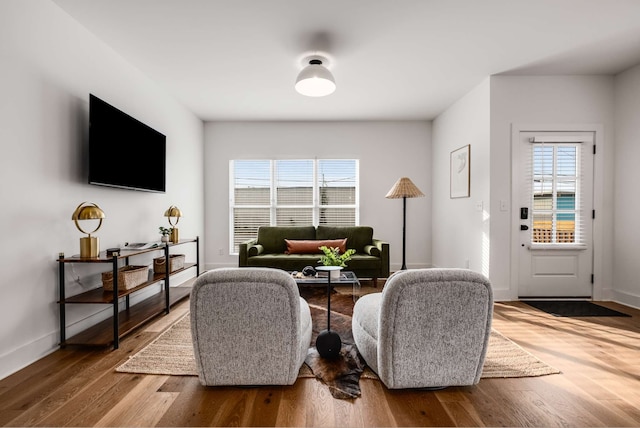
[230,159,359,253]
[529,142,582,244]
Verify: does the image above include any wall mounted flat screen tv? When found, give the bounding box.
[89,94,166,193]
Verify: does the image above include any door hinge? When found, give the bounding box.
[592,210,595,219]
[591,274,594,284]
[593,145,596,155]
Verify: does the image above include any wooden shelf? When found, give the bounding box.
[63,286,191,347]
[58,239,198,262]
[150,263,196,283]
[61,263,197,304]
[58,237,200,349]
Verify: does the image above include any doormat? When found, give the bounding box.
[523,300,631,317]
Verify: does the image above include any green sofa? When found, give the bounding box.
[238,226,390,286]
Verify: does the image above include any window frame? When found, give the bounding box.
[229,159,359,254]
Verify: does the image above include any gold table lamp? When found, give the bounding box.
[72,202,105,258]
[164,205,182,244]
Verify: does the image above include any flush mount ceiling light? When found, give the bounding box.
[295,55,336,97]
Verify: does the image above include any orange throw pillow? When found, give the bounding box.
[285,239,347,254]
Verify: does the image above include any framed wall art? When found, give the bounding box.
[450,144,470,198]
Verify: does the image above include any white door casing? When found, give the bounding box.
[512,129,595,298]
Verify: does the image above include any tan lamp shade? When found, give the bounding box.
[71,202,105,258]
[385,177,425,199]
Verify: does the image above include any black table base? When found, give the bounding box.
[316,329,341,358]
[315,267,342,359]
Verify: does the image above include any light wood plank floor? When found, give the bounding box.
[1,296,639,427]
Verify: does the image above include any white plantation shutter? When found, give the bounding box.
[275,160,314,226]
[230,160,271,252]
[230,159,359,253]
[318,159,358,226]
[524,136,589,246]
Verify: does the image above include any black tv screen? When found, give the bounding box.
[89,94,166,193]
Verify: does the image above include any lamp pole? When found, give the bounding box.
[402,196,407,270]
[385,177,424,272]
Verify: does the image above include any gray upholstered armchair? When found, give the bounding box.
[352,269,493,389]
[190,268,312,386]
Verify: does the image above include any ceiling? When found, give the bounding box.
[53,0,640,121]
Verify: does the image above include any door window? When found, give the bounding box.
[529,143,582,245]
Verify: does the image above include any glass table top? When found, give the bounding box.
[291,270,359,285]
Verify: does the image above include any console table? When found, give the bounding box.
[57,237,199,349]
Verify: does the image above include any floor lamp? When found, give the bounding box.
[385,177,425,270]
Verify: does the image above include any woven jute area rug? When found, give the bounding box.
[116,313,560,379]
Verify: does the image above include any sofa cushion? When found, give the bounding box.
[342,254,382,271]
[285,239,347,254]
[257,226,316,254]
[316,226,374,253]
[244,254,323,272]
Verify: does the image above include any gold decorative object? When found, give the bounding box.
[385,177,425,270]
[164,205,182,244]
[72,202,105,258]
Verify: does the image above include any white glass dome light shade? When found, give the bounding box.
[295,59,336,97]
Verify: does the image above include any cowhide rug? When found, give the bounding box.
[300,286,367,399]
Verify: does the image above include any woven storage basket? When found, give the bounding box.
[102,265,148,291]
[153,254,185,274]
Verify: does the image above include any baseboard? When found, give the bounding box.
[0,331,59,381]
[0,275,197,382]
[610,289,640,310]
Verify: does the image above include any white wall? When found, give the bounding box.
[0,0,204,380]
[432,79,491,278]
[489,75,615,300]
[612,63,640,307]
[204,121,431,272]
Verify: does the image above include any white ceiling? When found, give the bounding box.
[53,0,640,121]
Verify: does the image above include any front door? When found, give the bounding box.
[514,131,594,298]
